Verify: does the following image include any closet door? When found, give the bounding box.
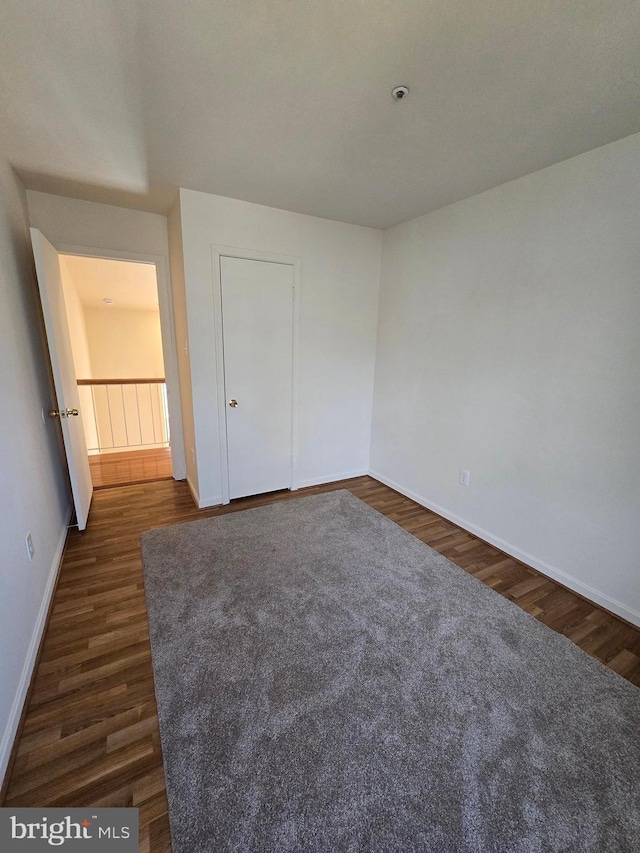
[220,256,294,499]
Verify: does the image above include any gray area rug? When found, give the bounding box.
[141,490,640,853]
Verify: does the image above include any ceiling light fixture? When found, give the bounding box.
[102,297,114,305]
[391,85,409,100]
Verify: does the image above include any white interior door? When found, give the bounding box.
[221,256,294,500]
[31,228,93,530]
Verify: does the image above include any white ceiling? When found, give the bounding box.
[59,255,159,312]
[1,1,639,229]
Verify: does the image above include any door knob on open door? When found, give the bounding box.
[49,408,79,418]
[228,399,238,408]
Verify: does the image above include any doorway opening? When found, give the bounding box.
[58,254,173,488]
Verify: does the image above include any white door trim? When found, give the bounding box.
[55,242,186,480]
[211,245,301,505]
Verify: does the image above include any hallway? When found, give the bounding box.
[88,447,173,489]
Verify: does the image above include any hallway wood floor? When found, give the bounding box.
[3,476,640,851]
[89,447,173,489]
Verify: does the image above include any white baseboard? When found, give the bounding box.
[198,495,223,509]
[369,469,640,629]
[186,476,222,509]
[0,506,72,787]
[296,469,369,490]
[185,474,200,508]
[188,468,368,507]
[89,444,170,455]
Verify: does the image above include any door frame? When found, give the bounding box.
[55,242,186,480]
[211,245,301,505]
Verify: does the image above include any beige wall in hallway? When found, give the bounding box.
[83,306,165,379]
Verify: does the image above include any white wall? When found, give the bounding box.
[25,191,186,477]
[371,132,640,625]
[0,166,70,784]
[167,197,198,498]
[26,191,171,258]
[177,189,382,506]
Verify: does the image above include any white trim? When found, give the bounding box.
[369,469,640,628]
[211,249,229,505]
[0,507,72,786]
[297,469,369,489]
[197,495,223,509]
[210,245,301,505]
[186,474,221,510]
[186,474,200,508]
[55,243,186,481]
[290,266,301,493]
[88,443,170,455]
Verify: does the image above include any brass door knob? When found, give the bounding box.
[49,408,79,418]
[228,399,238,408]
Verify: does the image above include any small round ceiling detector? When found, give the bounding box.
[391,85,409,100]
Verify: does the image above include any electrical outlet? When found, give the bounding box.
[25,532,35,561]
[191,448,195,465]
[459,469,470,487]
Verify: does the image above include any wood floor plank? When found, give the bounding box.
[89,448,173,489]
[13,705,150,776]
[3,475,639,853]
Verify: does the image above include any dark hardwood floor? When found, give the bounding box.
[89,448,173,489]
[3,475,639,851]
